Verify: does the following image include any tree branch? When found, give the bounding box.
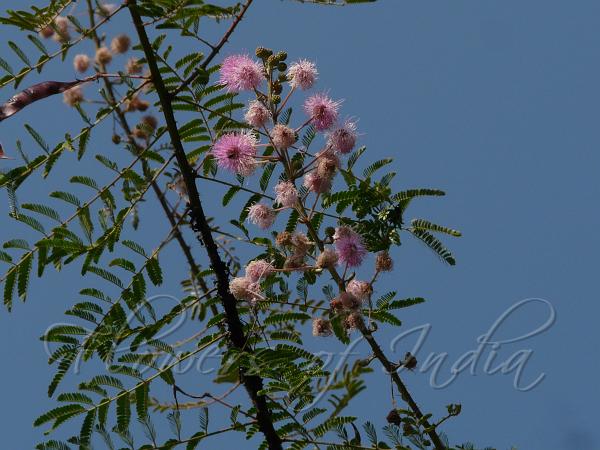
[128,2,282,449]
[170,0,254,97]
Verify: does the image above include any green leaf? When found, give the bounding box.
[410,228,456,265]
[146,256,163,286]
[17,252,33,301]
[116,392,131,432]
[135,383,149,420]
[411,219,461,237]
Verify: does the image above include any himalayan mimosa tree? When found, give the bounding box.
[0,1,497,449]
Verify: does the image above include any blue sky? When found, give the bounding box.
[1,1,599,449]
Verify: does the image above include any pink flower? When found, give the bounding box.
[346,280,371,301]
[245,259,275,282]
[304,93,340,131]
[334,226,367,267]
[328,119,357,154]
[211,132,257,176]
[303,171,332,194]
[270,124,296,150]
[244,100,270,128]
[230,277,259,301]
[274,181,298,207]
[247,203,276,229]
[287,59,318,90]
[219,54,263,92]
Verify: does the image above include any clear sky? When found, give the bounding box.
[1,1,599,449]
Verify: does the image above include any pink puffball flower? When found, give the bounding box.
[245,259,275,282]
[219,54,263,92]
[303,171,332,194]
[334,226,367,267]
[274,181,298,208]
[244,100,271,128]
[211,132,257,176]
[346,280,372,302]
[270,124,296,150]
[328,119,357,154]
[247,203,276,229]
[287,59,318,90]
[304,93,340,131]
[229,276,262,303]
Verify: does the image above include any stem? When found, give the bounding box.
[357,318,446,449]
[128,3,282,449]
[171,0,254,97]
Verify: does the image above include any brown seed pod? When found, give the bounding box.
[0,78,94,122]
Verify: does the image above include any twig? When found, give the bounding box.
[129,3,282,448]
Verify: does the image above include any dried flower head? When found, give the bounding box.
[304,93,340,131]
[73,54,90,73]
[287,59,318,90]
[330,297,343,311]
[292,232,312,254]
[125,95,149,112]
[276,231,293,247]
[63,86,83,106]
[334,226,367,268]
[244,100,270,128]
[211,131,257,176]
[312,318,333,337]
[303,171,332,194]
[95,46,113,65]
[126,57,143,74]
[270,124,296,150]
[328,119,357,154]
[110,34,130,54]
[274,181,298,208]
[52,17,70,42]
[245,259,275,282]
[247,203,276,229]
[316,149,340,179]
[344,312,363,330]
[316,248,338,269]
[375,251,393,272]
[284,252,305,270]
[338,292,361,310]
[39,26,54,39]
[346,280,372,301]
[219,54,263,92]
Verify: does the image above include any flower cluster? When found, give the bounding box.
[211,47,394,337]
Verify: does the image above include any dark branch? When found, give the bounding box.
[170,0,254,97]
[128,2,282,449]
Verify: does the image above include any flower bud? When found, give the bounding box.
[95,46,113,65]
[277,62,287,72]
[255,47,272,59]
[375,251,394,272]
[386,409,402,426]
[110,34,130,54]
